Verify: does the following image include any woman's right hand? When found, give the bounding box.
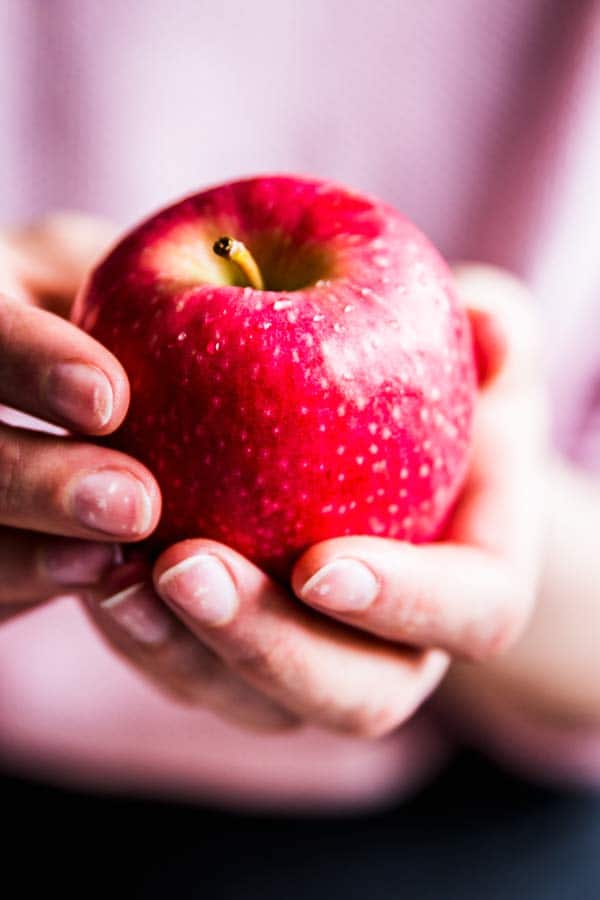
[0,215,161,618]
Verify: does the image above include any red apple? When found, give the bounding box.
[73,176,476,580]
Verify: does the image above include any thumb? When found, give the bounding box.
[2,212,117,316]
[453,263,542,394]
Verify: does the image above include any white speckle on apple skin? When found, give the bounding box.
[369,517,386,534]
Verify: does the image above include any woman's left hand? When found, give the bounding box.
[89,265,546,738]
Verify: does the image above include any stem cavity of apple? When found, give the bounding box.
[213,236,265,291]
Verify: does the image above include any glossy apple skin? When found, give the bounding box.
[73,176,476,581]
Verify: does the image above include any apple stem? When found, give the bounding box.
[213,236,265,290]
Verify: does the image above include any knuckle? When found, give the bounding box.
[454,264,541,358]
[234,632,299,684]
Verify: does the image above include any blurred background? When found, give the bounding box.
[1,2,600,897]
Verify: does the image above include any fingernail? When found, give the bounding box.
[41,540,121,585]
[70,470,153,536]
[45,362,114,430]
[157,554,238,626]
[100,582,173,646]
[300,559,379,612]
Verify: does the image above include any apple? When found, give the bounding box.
[73,175,476,581]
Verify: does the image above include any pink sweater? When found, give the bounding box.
[0,0,599,809]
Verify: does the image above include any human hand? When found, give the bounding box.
[292,266,546,661]
[88,264,544,737]
[0,214,161,620]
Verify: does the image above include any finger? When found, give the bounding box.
[153,539,449,738]
[2,212,116,314]
[454,263,542,394]
[0,293,129,434]
[467,305,508,387]
[0,527,120,604]
[84,565,297,732]
[450,265,546,573]
[0,423,161,540]
[291,536,527,662]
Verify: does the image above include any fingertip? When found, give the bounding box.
[291,536,390,604]
[452,263,541,389]
[153,540,241,629]
[153,538,238,584]
[95,354,130,434]
[290,538,348,598]
[468,307,508,387]
[42,354,130,436]
[100,461,162,541]
[137,469,163,539]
